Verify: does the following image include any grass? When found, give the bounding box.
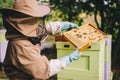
[0,70,9,80]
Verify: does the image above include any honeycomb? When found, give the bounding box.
[63,23,107,52]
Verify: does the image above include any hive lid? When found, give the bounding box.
[63,23,107,52]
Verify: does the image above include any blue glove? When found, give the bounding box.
[60,22,78,31]
[60,48,81,66]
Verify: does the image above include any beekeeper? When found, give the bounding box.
[0,0,82,80]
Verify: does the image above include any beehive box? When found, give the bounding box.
[56,40,105,80]
[0,29,8,63]
[63,23,107,52]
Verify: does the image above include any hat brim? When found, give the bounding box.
[0,4,51,17]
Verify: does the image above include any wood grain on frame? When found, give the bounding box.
[63,23,107,52]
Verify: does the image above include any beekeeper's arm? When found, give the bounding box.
[45,21,78,35]
[45,21,81,77]
[49,48,81,77]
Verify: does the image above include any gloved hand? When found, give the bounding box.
[60,21,78,31]
[60,48,81,66]
[46,21,78,35]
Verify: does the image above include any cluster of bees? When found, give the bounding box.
[73,26,105,44]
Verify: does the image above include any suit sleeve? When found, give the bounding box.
[45,22,61,35]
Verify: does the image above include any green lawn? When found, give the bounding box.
[0,71,9,80]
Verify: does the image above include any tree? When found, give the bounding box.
[49,0,84,25]
[0,0,14,28]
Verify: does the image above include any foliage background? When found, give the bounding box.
[0,0,14,28]
[0,0,120,76]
